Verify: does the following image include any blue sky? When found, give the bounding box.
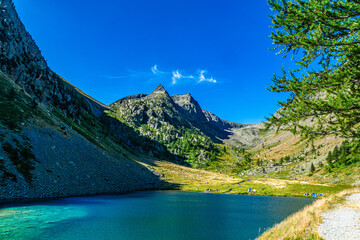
[13,0,295,124]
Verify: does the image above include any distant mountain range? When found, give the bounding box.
[111,84,245,141]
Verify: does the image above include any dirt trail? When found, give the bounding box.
[318,193,360,240]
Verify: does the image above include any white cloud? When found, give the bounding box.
[151,64,158,74]
[171,70,195,85]
[151,64,217,85]
[198,70,217,83]
[151,64,167,75]
[172,70,182,84]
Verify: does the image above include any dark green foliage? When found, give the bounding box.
[0,84,20,130]
[165,127,218,168]
[230,146,257,173]
[0,157,17,183]
[326,150,334,171]
[244,153,252,163]
[257,159,262,166]
[1,141,36,183]
[326,140,360,170]
[30,98,38,108]
[7,87,16,100]
[0,73,50,130]
[267,0,360,140]
[310,163,316,173]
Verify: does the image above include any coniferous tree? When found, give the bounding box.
[310,163,316,173]
[326,151,333,168]
[267,0,360,141]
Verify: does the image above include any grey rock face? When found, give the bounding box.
[223,123,265,147]
[172,93,207,121]
[202,110,245,130]
[0,125,163,201]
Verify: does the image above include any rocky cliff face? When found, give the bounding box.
[202,110,245,130]
[0,0,106,118]
[172,93,207,122]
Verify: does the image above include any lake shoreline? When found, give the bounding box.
[0,187,317,207]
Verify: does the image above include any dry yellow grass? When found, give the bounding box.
[257,187,360,240]
[254,129,343,162]
[252,178,331,189]
[137,158,241,192]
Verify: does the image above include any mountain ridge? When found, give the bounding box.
[113,84,245,132]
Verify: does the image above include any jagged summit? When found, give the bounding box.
[149,84,169,96]
[146,84,170,98]
[154,84,166,92]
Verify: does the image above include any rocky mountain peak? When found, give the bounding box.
[149,84,169,97]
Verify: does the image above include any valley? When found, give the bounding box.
[1,0,359,239]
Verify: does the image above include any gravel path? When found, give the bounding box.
[318,193,360,240]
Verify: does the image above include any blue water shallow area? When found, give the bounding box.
[0,191,313,240]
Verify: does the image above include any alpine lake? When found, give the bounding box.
[0,191,314,240]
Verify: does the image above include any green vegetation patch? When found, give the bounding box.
[1,140,37,183]
[326,140,360,172]
[0,71,50,130]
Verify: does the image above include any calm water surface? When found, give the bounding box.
[0,191,313,240]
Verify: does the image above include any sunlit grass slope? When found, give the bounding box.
[135,155,351,198]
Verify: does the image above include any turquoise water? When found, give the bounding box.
[0,191,313,240]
